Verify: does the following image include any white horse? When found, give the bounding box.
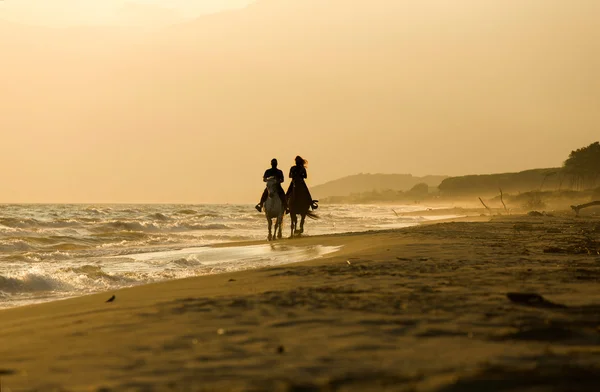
[264,176,284,241]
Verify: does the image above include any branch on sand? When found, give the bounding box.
[571,201,600,216]
[478,197,493,215]
[499,188,508,214]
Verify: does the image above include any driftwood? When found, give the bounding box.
[499,188,508,213]
[478,197,492,215]
[571,201,600,216]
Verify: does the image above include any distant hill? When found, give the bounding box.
[438,168,563,197]
[312,174,447,199]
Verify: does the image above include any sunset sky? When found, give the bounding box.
[1,0,599,203]
[0,1,254,26]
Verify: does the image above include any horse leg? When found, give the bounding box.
[273,215,279,241]
[267,217,272,241]
[294,220,302,235]
[277,215,283,239]
[290,214,296,238]
[300,214,306,234]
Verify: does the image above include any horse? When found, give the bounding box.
[264,176,284,241]
[287,178,319,238]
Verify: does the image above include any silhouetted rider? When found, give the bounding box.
[286,155,318,211]
[255,158,288,213]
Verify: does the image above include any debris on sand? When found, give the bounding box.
[544,247,566,254]
[527,211,544,217]
[506,292,567,308]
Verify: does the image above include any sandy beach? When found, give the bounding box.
[3,0,599,390]
[1,211,600,391]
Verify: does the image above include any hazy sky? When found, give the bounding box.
[1,0,599,203]
[0,0,254,26]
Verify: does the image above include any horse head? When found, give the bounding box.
[265,176,280,197]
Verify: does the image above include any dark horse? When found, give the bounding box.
[287,177,319,238]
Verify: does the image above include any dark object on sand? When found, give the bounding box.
[0,368,18,388]
[228,279,236,282]
[527,211,544,217]
[106,295,116,303]
[277,345,285,354]
[544,247,566,254]
[506,292,567,308]
[571,201,600,216]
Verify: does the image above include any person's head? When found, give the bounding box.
[295,156,307,167]
[271,158,278,168]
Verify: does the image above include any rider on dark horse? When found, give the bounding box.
[255,158,288,213]
[286,156,318,211]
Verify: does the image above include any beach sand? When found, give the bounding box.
[1,212,600,391]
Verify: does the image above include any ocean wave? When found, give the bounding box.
[181,223,232,231]
[196,213,222,218]
[3,250,73,263]
[175,209,197,215]
[0,239,36,252]
[92,230,150,240]
[0,218,40,229]
[1,235,97,252]
[0,265,136,295]
[93,221,161,233]
[194,234,254,242]
[0,217,83,229]
[90,221,232,234]
[64,265,125,282]
[84,207,112,215]
[171,258,203,267]
[48,242,90,251]
[0,273,72,294]
[148,213,171,221]
[0,224,22,234]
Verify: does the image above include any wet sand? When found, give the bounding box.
[1,212,600,391]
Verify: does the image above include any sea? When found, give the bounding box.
[0,204,456,309]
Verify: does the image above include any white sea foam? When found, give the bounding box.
[0,203,458,308]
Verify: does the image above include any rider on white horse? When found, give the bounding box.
[255,158,288,213]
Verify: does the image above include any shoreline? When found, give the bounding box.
[2,212,485,315]
[0,210,476,311]
[2,211,599,390]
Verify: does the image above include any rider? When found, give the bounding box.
[255,158,288,213]
[286,155,318,210]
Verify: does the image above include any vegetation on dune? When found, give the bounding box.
[321,142,600,208]
[312,174,447,199]
[563,142,600,190]
[437,168,561,197]
[321,183,436,204]
[435,142,600,199]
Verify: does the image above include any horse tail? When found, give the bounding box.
[306,211,320,220]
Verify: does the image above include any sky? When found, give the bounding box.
[1,0,599,203]
[0,1,254,26]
